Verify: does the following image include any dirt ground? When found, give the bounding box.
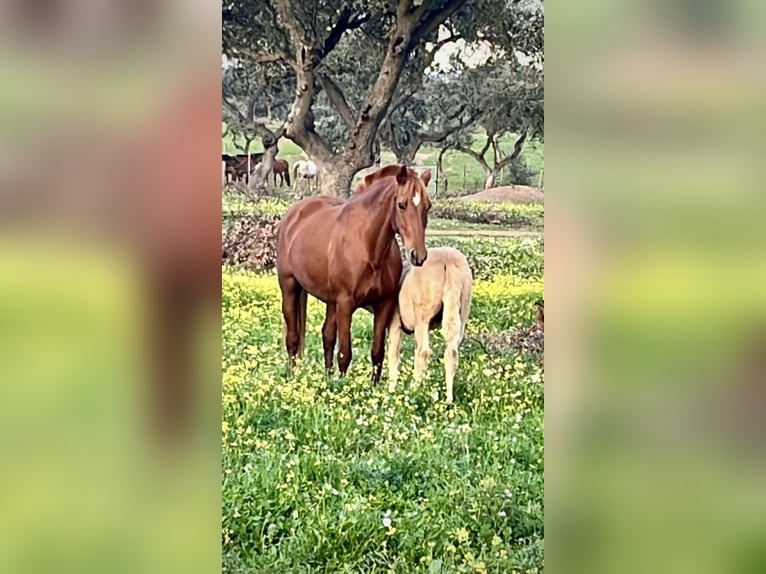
[456,185,544,204]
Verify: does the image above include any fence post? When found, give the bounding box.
[462,165,466,189]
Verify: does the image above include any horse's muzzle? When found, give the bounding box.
[409,249,427,266]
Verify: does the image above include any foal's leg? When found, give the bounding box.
[442,322,462,405]
[413,322,431,385]
[278,275,302,374]
[371,298,397,384]
[322,303,337,375]
[442,296,464,404]
[336,298,354,376]
[387,309,402,393]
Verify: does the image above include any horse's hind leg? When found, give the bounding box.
[441,300,463,404]
[322,303,337,375]
[413,322,431,385]
[371,298,397,384]
[278,275,304,374]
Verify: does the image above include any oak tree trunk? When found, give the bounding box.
[436,147,449,194]
[484,170,498,190]
[250,135,278,191]
[315,159,357,198]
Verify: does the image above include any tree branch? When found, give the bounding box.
[491,135,501,165]
[233,48,288,65]
[222,93,248,125]
[410,0,467,47]
[420,108,480,144]
[384,119,406,160]
[316,73,356,131]
[455,144,490,171]
[412,0,436,21]
[320,10,371,59]
[320,7,352,57]
[495,131,528,171]
[274,0,308,53]
[478,131,493,160]
[428,29,462,54]
[273,0,334,163]
[396,0,413,21]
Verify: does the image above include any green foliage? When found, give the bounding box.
[223,0,544,173]
[505,157,538,187]
[222,193,291,223]
[431,201,544,230]
[222,255,544,572]
[427,236,544,281]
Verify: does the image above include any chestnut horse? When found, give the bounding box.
[272,158,291,187]
[276,165,432,382]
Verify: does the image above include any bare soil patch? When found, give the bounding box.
[477,326,544,364]
[457,185,544,204]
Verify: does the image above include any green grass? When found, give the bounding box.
[431,201,544,231]
[427,236,544,282]
[222,232,544,572]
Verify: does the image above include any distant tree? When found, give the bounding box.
[223,0,543,197]
[222,62,293,190]
[380,69,482,165]
[450,58,544,189]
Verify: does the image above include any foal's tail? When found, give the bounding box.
[296,289,308,358]
[443,255,473,339]
[284,163,291,187]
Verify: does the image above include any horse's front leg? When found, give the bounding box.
[322,303,337,375]
[278,275,302,376]
[336,298,354,376]
[372,298,397,384]
[387,308,402,393]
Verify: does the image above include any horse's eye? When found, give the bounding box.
[398,202,406,210]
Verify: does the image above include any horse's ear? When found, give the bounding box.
[396,165,408,184]
[420,169,432,187]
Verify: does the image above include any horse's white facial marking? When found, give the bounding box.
[413,192,421,207]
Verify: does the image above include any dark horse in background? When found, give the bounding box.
[276,165,432,382]
[222,153,263,184]
[272,158,291,188]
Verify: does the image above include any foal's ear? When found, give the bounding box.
[396,164,409,185]
[420,169,432,187]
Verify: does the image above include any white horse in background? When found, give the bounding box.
[293,160,319,195]
[388,246,473,403]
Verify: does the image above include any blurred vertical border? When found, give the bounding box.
[0,1,221,573]
[547,0,766,573]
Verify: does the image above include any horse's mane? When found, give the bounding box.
[355,165,420,194]
[356,165,407,192]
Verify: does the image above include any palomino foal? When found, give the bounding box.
[388,247,473,403]
[276,165,432,382]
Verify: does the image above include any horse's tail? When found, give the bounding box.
[296,289,308,358]
[285,163,291,187]
[293,162,300,181]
